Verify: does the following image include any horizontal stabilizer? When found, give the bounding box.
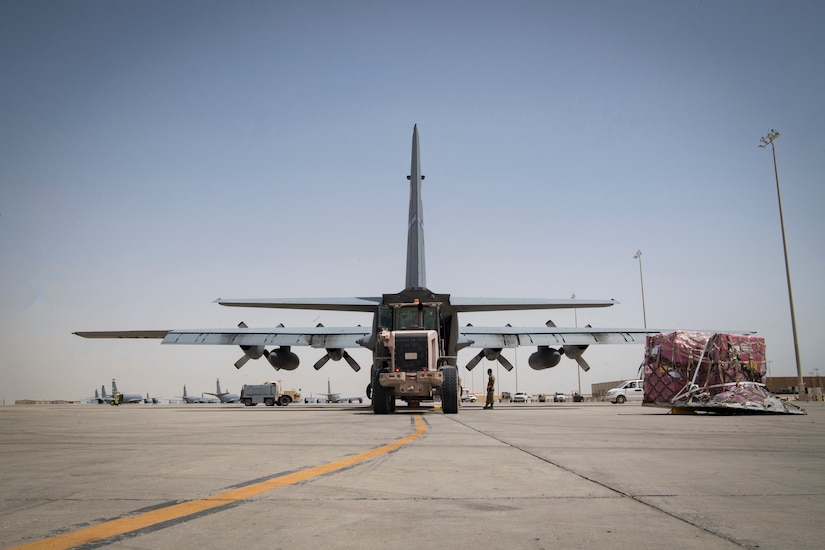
[449,298,617,313]
[215,297,382,312]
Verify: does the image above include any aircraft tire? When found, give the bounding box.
[441,366,459,414]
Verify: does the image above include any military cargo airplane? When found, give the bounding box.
[315,379,363,404]
[180,385,219,404]
[90,379,143,404]
[76,126,678,414]
[203,379,240,403]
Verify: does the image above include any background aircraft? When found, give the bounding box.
[202,379,239,403]
[111,379,144,404]
[315,379,363,404]
[179,385,219,404]
[76,126,709,414]
[89,386,112,405]
[89,380,143,404]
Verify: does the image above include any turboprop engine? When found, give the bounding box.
[464,348,514,371]
[562,344,591,372]
[235,345,264,369]
[313,348,362,372]
[528,346,562,370]
[233,322,265,369]
[264,347,300,371]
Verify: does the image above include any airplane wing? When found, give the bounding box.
[75,326,371,349]
[73,330,171,339]
[457,325,660,373]
[458,325,650,347]
[160,326,370,348]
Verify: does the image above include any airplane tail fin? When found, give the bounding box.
[216,378,222,393]
[328,378,332,395]
[101,385,108,398]
[405,125,427,290]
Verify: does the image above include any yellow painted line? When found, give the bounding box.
[10,415,428,550]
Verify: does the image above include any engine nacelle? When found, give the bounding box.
[482,348,503,361]
[528,346,562,370]
[266,347,300,371]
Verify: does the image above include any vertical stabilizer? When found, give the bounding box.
[112,379,118,395]
[216,378,222,394]
[405,125,427,289]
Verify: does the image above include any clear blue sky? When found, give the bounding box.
[1,0,823,402]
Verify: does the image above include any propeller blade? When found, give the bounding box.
[234,355,250,369]
[575,355,591,372]
[343,351,362,372]
[497,354,514,372]
[313,354,331,370]
[465,351,485,371]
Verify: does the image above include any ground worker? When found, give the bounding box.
[484,368,495,409]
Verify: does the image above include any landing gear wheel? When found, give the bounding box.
[441,366,459,414]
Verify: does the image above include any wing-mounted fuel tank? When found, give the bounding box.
[264,347,300,371]
[528,346,562,370]
[528,344,591,371]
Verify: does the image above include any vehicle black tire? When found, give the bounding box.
[372,371,392,414]
[441,366,459,414]
[243,399,255,406]
[264,398,275,406]
[616,395,626,404]
[278,395,291,406]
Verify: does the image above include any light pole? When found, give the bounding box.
[759,130,804,399]
[633,250,647,328]
[572,293,581,397]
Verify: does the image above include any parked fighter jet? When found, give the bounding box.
[76,126,689,414]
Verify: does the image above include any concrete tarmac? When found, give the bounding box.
[1,401,823,550]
